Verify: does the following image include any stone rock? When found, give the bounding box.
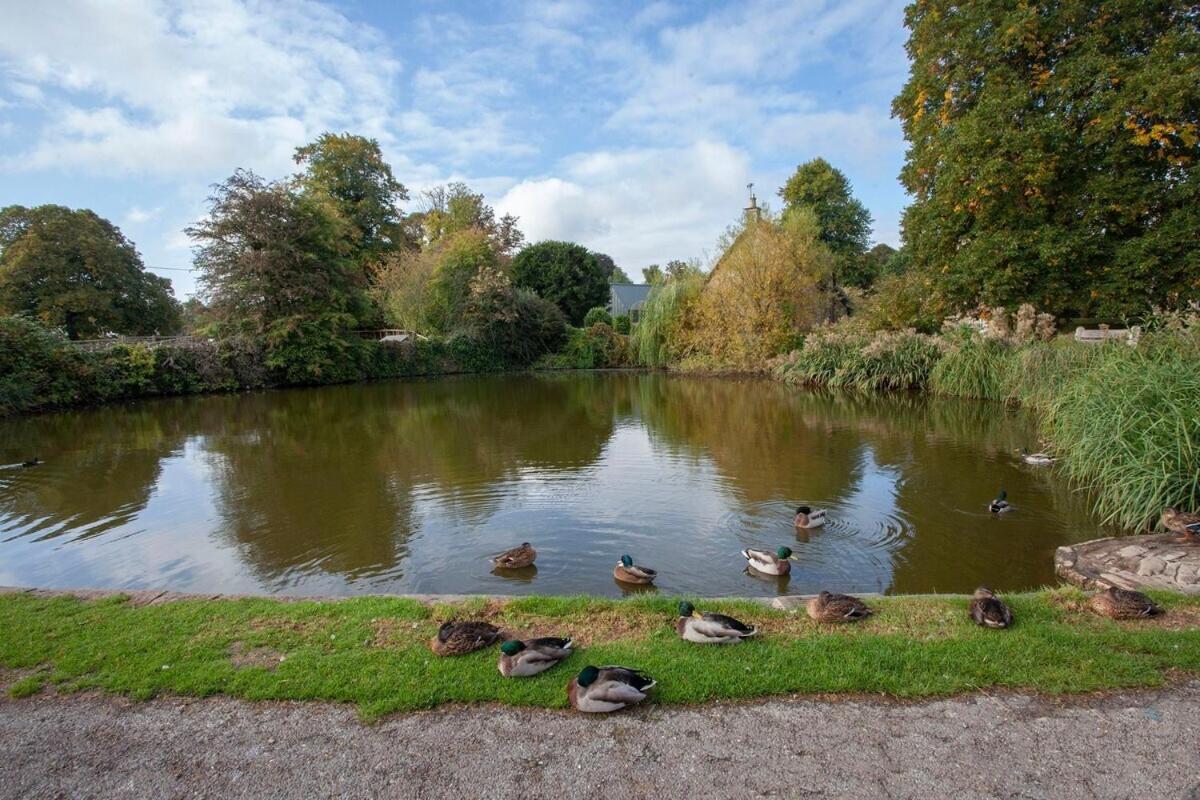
[1136,557,1167,576]
[1177,564,1199,584]
[1116,545,1148,559]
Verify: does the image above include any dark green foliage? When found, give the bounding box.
[512,241,608,325]
[538,323,631,369]
[0,205,181,339]
[583,306,613,328]
[0,316,85,413]
[779,159,872,262]
[613,314,632,335]
[894,0,1200,317]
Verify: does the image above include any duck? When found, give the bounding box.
[988,489,1012,514]
[675,600,758,644]
[613,554,657,585]
[806,590,873,623]
[1088,586,1162,620]
[492,542,537,569]
[968,587,1013,629]
[429,620,505,656]
[497,637,573,677]
[20,458,40,468]
[567,665,656,713]
[793,505,827,529]
[741,546,795,576]
[1161,507,1200,541]
[1018,449,1054,466]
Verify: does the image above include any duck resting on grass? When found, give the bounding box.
[1161,508,1200,541]
[492,542,537,569]
[968,587,1013,629]
[1018,448,1055,466]
[430,620,505,656]
[613,554,657,585]
[806,590,872,623]
[1088,587,1162,620]
[675,600,758,644]
[988,489,1012,514]
[497,637,573,677]
[793,505,827,529]
[567,665,656,713]
[741,546,796,576]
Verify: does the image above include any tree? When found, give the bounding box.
[0,205,181,338]
[293,133,410,266]
[845,243,898,289]
[415,182,525,256]
[511,241,609,325]
[893,1,1200,318]
[593,251,632,284]
[779,158,872,262]
[424,229,501,333]
[463,266,566,364]
[642,264,665,285]
[187,170,361,335]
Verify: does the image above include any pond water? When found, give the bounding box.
[0,372,1111,597]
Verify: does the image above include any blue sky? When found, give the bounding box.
[0,0,911,298]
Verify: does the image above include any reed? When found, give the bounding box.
[631,275,704,367]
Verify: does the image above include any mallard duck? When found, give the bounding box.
[497,637,573,677]
[968,587,1013,629]
[20,458,40,468]
[1161,507,1200,541]
[613,554,656,585]
[429,620,505,656]
[1088,587,1162,620]
[1018,448,1054,466]
[675,600,757,644]
[492,542,537,569]
[806,590,872,623]
[567,665,656,713]
[793,505,827,529]
[741,546,795,576]
[988,489,1011,514]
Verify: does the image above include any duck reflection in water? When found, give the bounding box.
[491,564,538,583]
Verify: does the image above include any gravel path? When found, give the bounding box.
[2,685,1198,799]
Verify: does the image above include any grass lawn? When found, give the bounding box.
[2,589,1199,720]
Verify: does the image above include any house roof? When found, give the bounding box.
[610,283,653,310]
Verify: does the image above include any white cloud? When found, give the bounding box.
[124,205,161,225]
[496,141,752,270]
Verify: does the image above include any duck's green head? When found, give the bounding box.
[500,640,525,655]
[620,554,633,568]
[996,489,1007,502]
[577,665,600,687]
[678,600,695,617]
[776,546,793,560]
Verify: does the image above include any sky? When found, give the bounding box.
[0,0,912,298]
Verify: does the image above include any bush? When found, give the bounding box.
[538,323,632,369]
[613,314,631,335]
[0,316,87,414]
[583,306,613,328]
[264,315,365,385]
[511,241,608,324]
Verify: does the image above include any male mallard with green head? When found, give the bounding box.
[497,637,573,677]
[741,546,795,576]
[968,587,1013,629]
[492,542,537,569]
[806,590,872,623]
[567,665,656,713]
[988,489,1011,514]
[430,620,505,656]
[675,601,757,644]
[793,505,827,529]
[613,554,656,585]
[1161,507,1200,541]
[1088,587,1162,620]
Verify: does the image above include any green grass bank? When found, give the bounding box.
[3,590,1199,720]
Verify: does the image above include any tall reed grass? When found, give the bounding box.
[631,275,704,367]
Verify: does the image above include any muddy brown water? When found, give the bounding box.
[0,372,1111,597]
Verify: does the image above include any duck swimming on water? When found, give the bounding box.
[988,489,1011,514]
[793,505,826,529]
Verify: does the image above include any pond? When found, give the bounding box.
[0,372,1111,598]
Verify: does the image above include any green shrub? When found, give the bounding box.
[0,316,87,414]
[613,314,631,335]
[583,306,613,328]
[263,315,365,385]
[538,323,632,369]
[631,274,703,367]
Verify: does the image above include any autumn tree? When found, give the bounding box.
[511,241,608,325]
[188,170,362,335]
[294,133,410,266]
[894,0,1200,317]
[415,183,525,256]
[779,158,872,286]
[0,205,180,338]
[642,264,665,285]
